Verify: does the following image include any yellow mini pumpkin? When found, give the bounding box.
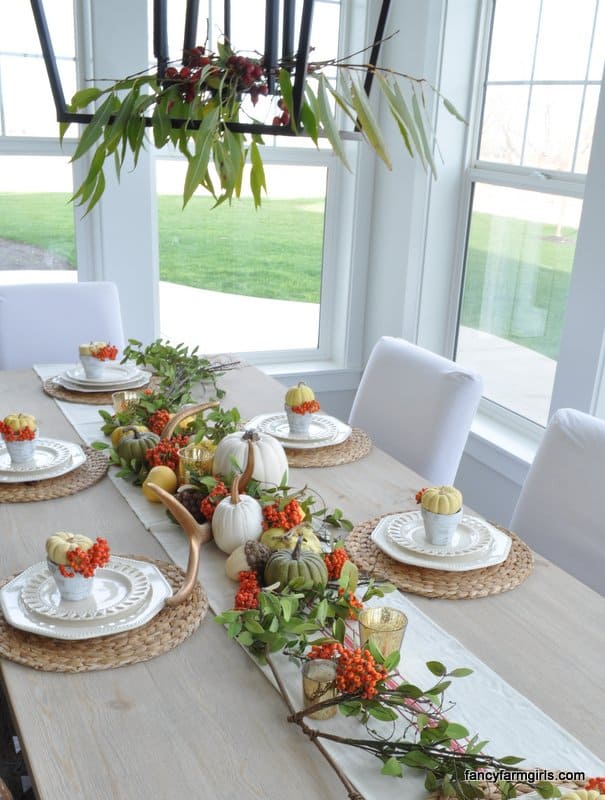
[284,381,315,408]
[46,532,94,565]
[420,486,462,515]
[3,413,37,433]
[79,341,107,356]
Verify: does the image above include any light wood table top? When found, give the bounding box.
[0,366,603,799]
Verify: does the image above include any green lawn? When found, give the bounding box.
[0,192,577,360]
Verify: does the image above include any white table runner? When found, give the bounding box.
[35,364,605,799]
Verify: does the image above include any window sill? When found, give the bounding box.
[465,404,544,486]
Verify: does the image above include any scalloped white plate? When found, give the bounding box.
[54,370,150,393]
[0,439,86,483]
[0,557,172,640]
[387,511,493,557]
[254,413,338,443]
[247,413,352,450]
[21,559,150,622]
[65,363,141,385]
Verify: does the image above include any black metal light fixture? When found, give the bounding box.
[30,0,392,137]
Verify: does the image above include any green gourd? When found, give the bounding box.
[264,536,328,590]
[116,427,160,470]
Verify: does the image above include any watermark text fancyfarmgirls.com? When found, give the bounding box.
[464,770,586,783]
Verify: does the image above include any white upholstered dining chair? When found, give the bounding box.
[0,281,125,369]
[349,336,483,485]
[510,408,605,595]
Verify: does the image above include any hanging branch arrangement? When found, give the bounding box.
[62,35,464,212]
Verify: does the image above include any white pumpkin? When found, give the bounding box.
[46,531,94,565]
[212,475,264,554]
[212,429,288,488]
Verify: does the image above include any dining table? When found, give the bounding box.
[0,363,603,800]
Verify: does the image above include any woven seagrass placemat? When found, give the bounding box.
[285,428,372,468]
[0,446,108,503]
[0,558,208,672]
[345,514,533,599]
[42,378,151,405]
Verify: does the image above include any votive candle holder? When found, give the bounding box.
[112,391,141,414]
[302,659,338,720]
[358,607,408,658]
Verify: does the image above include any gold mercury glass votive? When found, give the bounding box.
[178,441,216,484]
[358,607,408,658]
[112,391,141,414]
[302,659,338,720]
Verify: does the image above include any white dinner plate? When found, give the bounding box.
[0,556,172,640]
[53,371,151,394]
[64,363,141,386]
[0,439,85,483]
[21,559,150,622]
[253,412,338,443]
[386,511,493,557]
[247,413,352,450]
[371,514,511,572]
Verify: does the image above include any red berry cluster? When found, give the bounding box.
[200,480,228,520]
[262,499,304,531]
[91,344,118,361]
[272,97,290,126]
[234,570,260,610]
[324,547,349,580]
[290,400,320,415]
[337,588,364,618]
[415,487,428,504]
[147,409,172,436]
[145,435,189,471]
[308,643,387,700]
[586,778,605,793]
[0,422,36,442]
[59,537,110,578]
[165,64,210,102]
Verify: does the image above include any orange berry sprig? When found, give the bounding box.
[200,480,229,521]
[0,422,36,442]
[308,643,388,701]
[415,487,428,504]
[291,399,321,415]
[92,344,118,361]
[337,588,364,619]
[147,409,172,435]
[145,435,189,472]
[234,570,261,610]
[324,547,349,580]
[262,499,304,531]
[59,537,110,578]
[586,779,605,793]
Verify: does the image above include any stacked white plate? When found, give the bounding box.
[247,412,352,450]
[0,438,86,483]
[54,363,151,393]
[371,510,511,572]
[0,556,172,639]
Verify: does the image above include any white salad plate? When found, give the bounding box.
[64,363,141,386]
[21,559,150,622]
[253,412,338,443]
[0,439,85,483]
[0,556,172,640]
[386,510,493,557]
[247,412,352,450]
[54,370,150,393]
[371,514,511,572]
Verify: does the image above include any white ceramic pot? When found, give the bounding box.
[47,558,95,602]
[5,438,36,465]
[80,355,106,379]
[421,507,463,547]
[285,404,312,435]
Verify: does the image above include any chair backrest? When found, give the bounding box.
[349,336,483,484]
[0,281,125,369]
[510,408,605,595]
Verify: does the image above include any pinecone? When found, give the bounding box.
[244,540,271,574]
[177,490,207,524]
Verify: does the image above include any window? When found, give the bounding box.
[0,1,77,282]
[155,0,353,358]
[455,0,605,426]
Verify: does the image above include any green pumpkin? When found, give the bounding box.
[264,536,328,590]
[116,427,160,470]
